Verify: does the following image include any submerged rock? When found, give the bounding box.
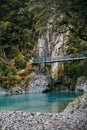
[75,77,87,92]
[26,73,49,93]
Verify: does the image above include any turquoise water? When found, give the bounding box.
[0,92,83,113]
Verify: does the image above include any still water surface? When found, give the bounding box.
[0,92,83,113]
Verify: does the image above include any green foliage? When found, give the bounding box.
[67,33,87,54]
[0,75,21,90]
[64,59,87,90]
[65,60,87,80]
[0,57,30,90]
[0,58,6,74]
[14,54,27,69]
[0,0,37,58]
[29,0,87,41]
[5,46,19,59]
[0,0,87,91]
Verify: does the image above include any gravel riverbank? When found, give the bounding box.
[0,94,87,130]
[0,110,86,130]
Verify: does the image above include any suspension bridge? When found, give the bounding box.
[32,53,87,64]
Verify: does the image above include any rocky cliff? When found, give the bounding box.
[38,21,69,81]
[26,73,49,93]
[75,77,87,92]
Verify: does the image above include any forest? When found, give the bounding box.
[0,0,87,90]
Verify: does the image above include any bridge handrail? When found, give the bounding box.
[33,53,87,63]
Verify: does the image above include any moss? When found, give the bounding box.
[68,94,86,107]
[53,63,64,80]
[53,67,59,79]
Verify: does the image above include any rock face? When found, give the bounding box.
[0,87,7,95]
[26,73,49,93]
[75,77,87,92]
[11,86,25,94]
[61,93,87,130]
[38,21,69,80]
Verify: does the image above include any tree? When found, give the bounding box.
[0,0,36,58]
[28,0,87,41]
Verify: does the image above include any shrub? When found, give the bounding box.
[14,54,27,69]
[0,58,6,75]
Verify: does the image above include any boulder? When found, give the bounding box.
[26,73,49,93]
[75,77,87,92]
[61,93,87,129]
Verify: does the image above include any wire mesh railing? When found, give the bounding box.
[33,53,87,63]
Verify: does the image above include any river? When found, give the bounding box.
[0,92,83,113]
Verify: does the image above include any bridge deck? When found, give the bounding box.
[33,54,87,64]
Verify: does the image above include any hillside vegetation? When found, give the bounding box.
[0,0,87,90]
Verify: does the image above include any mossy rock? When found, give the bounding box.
[68,94,87,109]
